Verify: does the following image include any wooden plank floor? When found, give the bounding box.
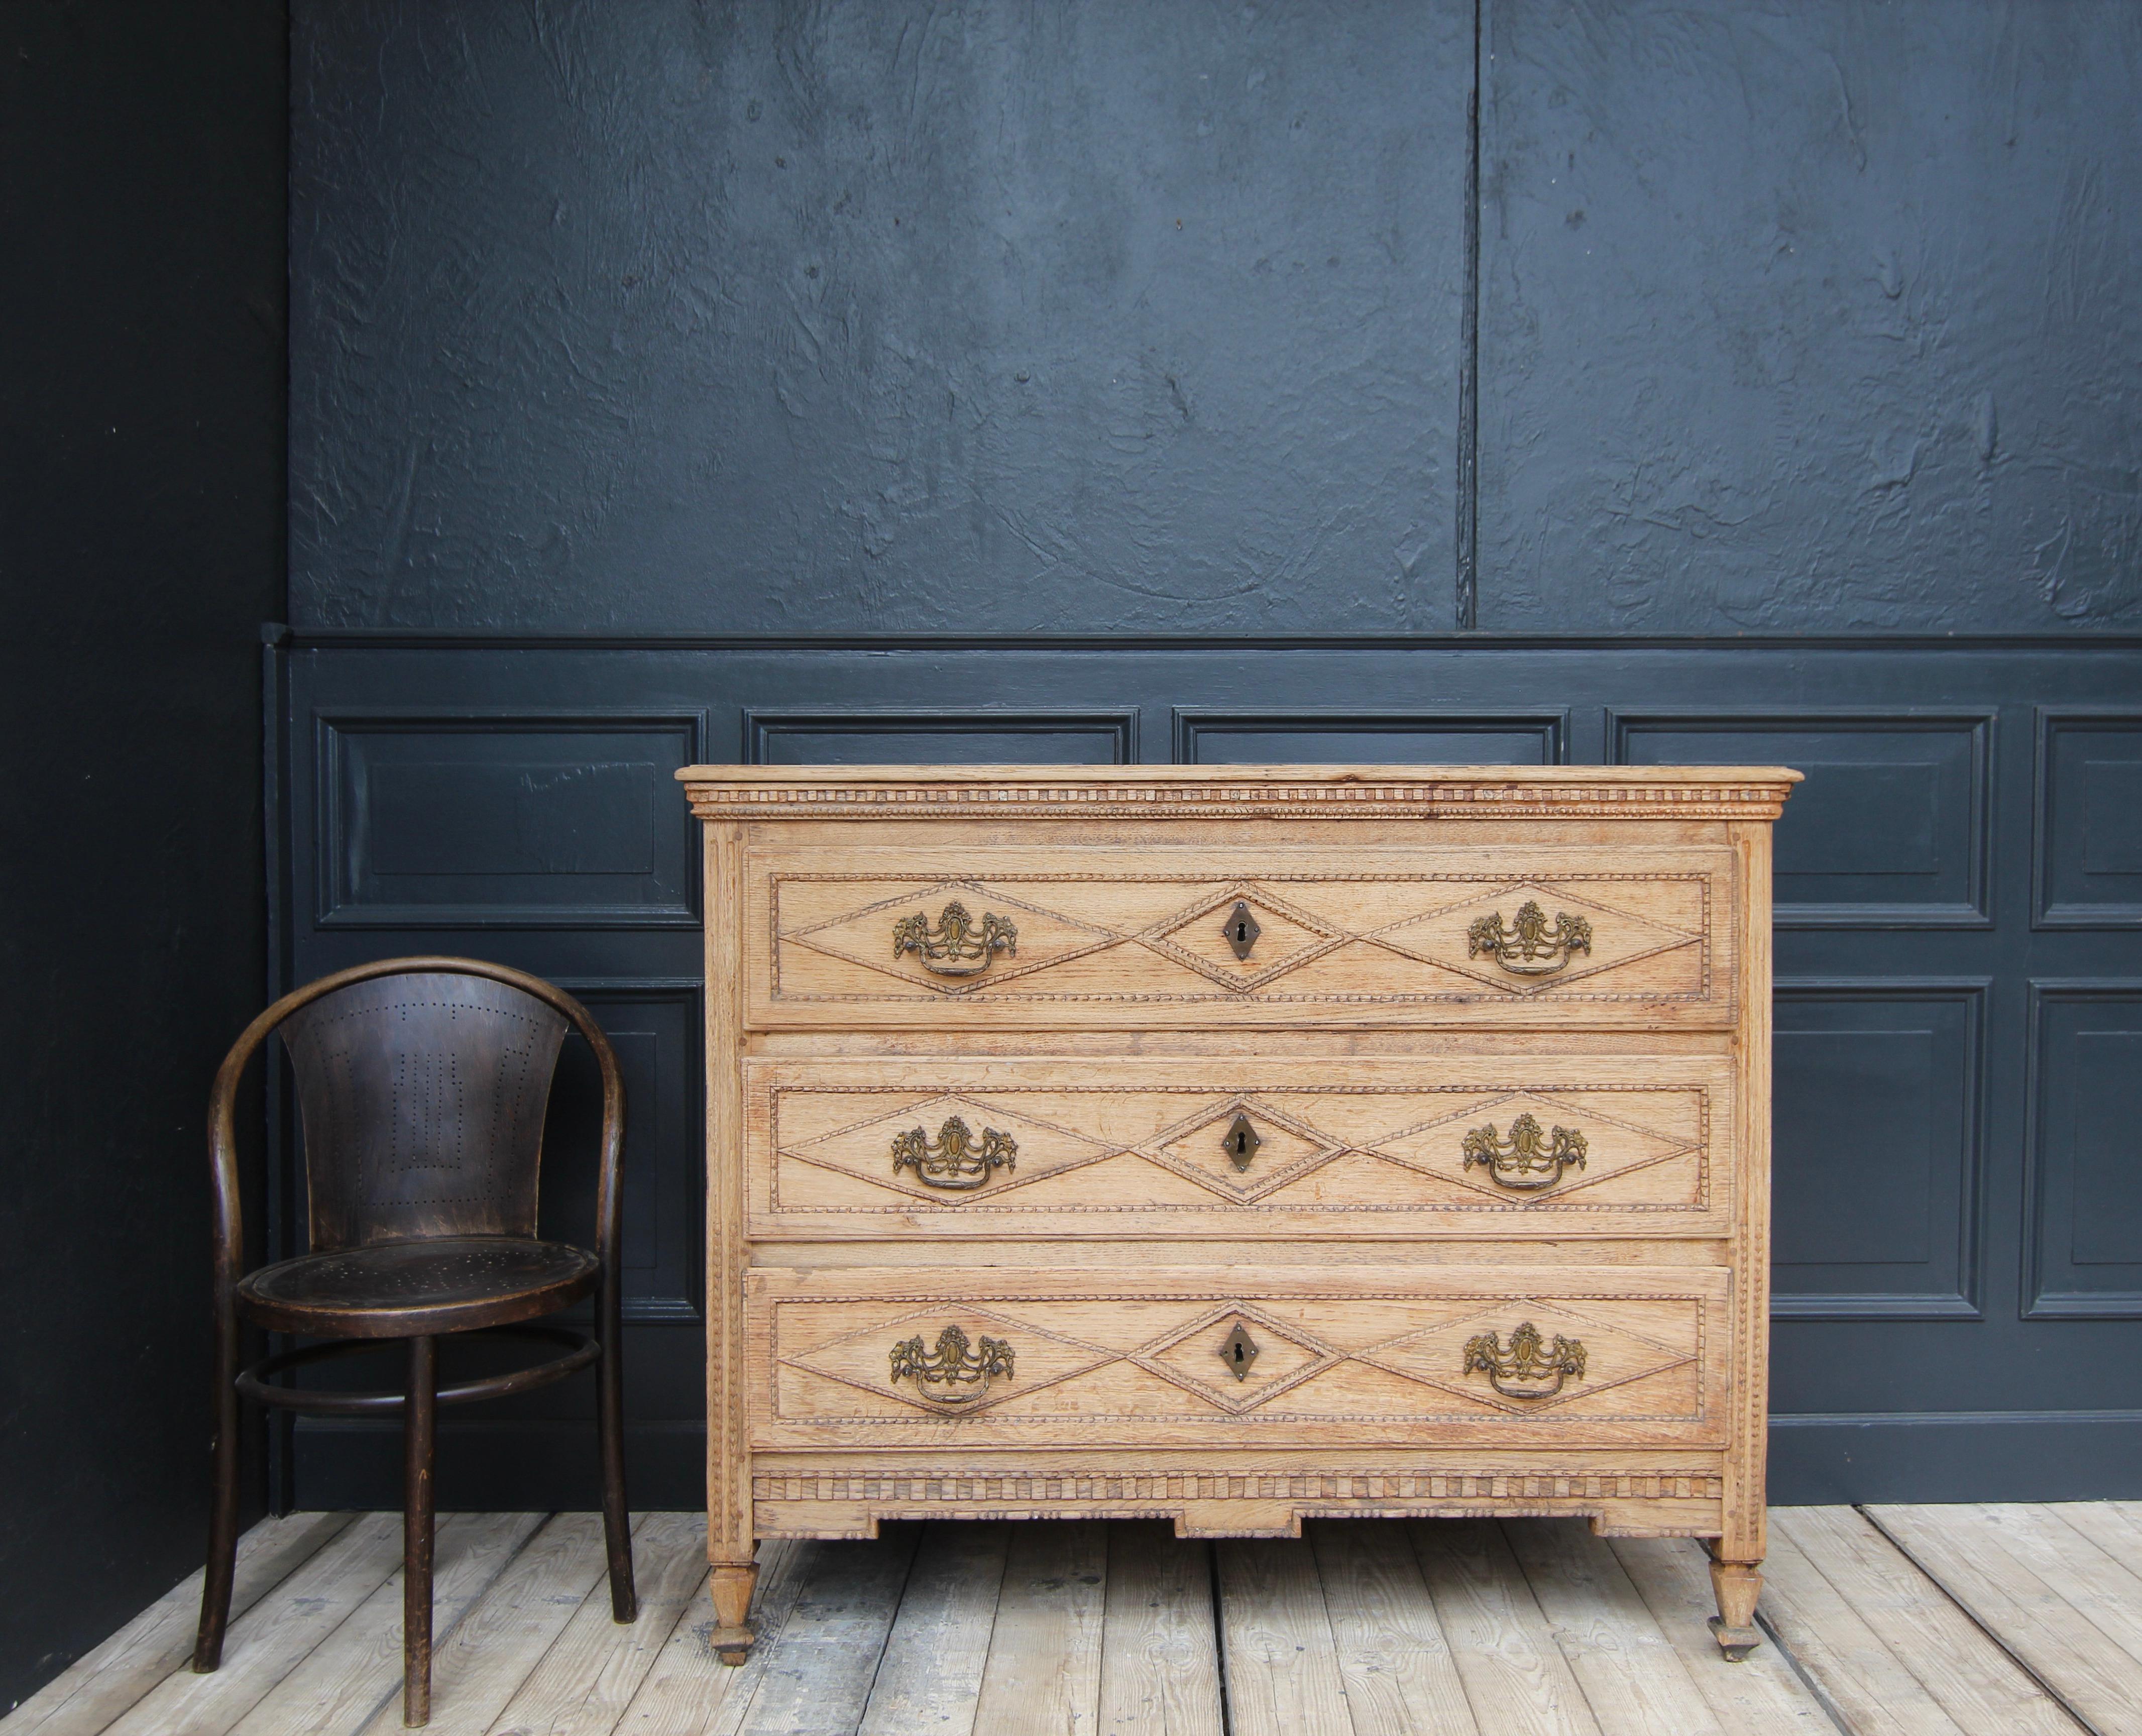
[9,1506,2127,1735]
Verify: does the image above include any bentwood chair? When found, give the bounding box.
[191,958,636,1725]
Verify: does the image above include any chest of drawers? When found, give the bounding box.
[678,764,1797,1661]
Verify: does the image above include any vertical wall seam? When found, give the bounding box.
[1455,0,1483,630]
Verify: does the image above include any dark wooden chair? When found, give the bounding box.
[191,957,636,1725]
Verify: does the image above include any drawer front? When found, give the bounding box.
[747,1264,1732,1451]
[744,844,1737,1030]
[746,1055,1737,1239]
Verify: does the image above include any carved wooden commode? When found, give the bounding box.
[678,763,1797,1660]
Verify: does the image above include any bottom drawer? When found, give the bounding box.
[747,1263,1732,1451]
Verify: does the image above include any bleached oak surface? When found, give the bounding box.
[8,1505,2116,1735]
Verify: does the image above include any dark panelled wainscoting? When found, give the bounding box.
[271,633,2142,1509]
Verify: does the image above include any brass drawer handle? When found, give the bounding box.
[889,1324,1014,1405]
[1467,900,1592,976]
[1462,1113,1587,1191]
[1463,1322,1588,1399]
[891,1116,1018,1191]
[892,900,1018,977]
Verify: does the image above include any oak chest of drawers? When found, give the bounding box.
[677,763,1797,1659]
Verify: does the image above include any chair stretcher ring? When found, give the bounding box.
[235,1322,599,1417]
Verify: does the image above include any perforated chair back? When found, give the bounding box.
[279,972,570,1251]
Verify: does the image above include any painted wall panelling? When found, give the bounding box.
[1173,708,1569,765]
[1614,712,1994,928]
[2025,981,2142,1318]
[273,637,2142,1506]
[1770,980,1986,1319]
[745,709,1138,766]
[314,711,706,927]
[2034,711,2142,927]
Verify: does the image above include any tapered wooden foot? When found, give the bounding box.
[1707,1553,1763,1661]
[710,1564,757,1664]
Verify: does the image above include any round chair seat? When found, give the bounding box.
[236,1235,599,1338]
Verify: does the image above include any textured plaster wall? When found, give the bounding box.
[1480,0,2142,632]
[290,0,1469,633]
[290,1,2140,634]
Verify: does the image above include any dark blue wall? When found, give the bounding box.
[0,0,287,1709]
[279,1,2142,1513]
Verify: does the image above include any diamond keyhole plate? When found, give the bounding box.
[1223,1113,1262,1171]
[1222,901,1262,961]
[1218,1321,1260,1381]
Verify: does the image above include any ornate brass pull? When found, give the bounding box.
[1462,1322,1588,1399]
[890,1116,1018,1191]
[889,1323,1015,1405]
[1461,1113,1588,1191]
[1218,1321,1260,1380]
[1222,1113,1262,1172]
[1467,901,1592,976]
[892,901,1018,977]
[1222,901,1262,961]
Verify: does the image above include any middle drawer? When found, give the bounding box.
[744,1054,1737,1240]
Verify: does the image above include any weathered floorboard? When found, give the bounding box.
[103,1512,406,1736]
[1310,1521,1474,1736]
[227,1512,542,1736]
[14,1507,2124,1736]
[1753,1522,1969,1736]
[1504,1520,1724,1736]
[1769,1507,2080,1736]
[726,1531,920,1736]
[482,1512,709,1736]
[1216,1537,1356,1736]
[1606,1538,1826,1736]
[855,1522,1009,1736]
[1412,1520,1598,1736]
[970,1522,1108,1736]
[359,1512,611,1736]
[1096,1525,1223,1736]
[1867,1504,2142,1736]
[2,1513,355,1736]
[624,1539,803,1736]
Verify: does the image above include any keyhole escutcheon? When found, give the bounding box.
[1223,901,1262,961]
[1219,1321,1260,1381]
[1224,1113,1262,1171]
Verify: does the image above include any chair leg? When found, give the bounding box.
[191,1312,243,1673]
[598,1293,636,1622]
[403,1335,438,1726]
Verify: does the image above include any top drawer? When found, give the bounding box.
[743,844,1738,1030]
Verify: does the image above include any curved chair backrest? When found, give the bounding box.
[208,957,623,1282]
[281,972,569,1250]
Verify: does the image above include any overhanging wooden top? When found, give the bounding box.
[675,763,1801,821]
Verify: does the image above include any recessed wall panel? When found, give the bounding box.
[2027,983,2142,1317]
[746,709,1135,766]
[1615,713,1990,927]
[1771,982,1983,1318]
[318,714,701,926]
[2036,712,2142,927]
[1175,710,1565,765]
[541,984,703,1323]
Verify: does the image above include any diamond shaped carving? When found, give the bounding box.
[1370,1089,1704,1205]
[1145,1096,1347,1202]
[1138,884,1347,992]
[783,1304,1115,1417]
[1356,1299,1699,1416]
[778,1092,1119,1204]
[1364,881,1703,996]
[782,880,1124,995]
[1132,1304,1342,1414]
